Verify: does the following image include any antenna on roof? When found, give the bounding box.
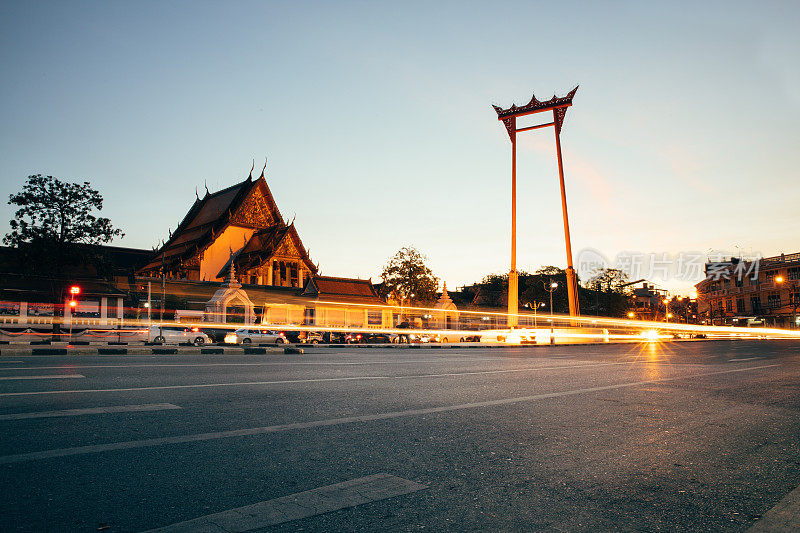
[260,157,267,179]
[248,159,255,180]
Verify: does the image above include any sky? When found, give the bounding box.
[1,1,798,296]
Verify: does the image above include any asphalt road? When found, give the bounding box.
[1,339,799,532]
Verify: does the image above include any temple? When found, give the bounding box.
[138,164,317,287]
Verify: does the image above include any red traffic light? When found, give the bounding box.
[69,286,81,295]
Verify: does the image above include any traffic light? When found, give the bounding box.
[68,286,80,312]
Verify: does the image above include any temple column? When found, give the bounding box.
[268,262,274,286]
[299,268,305,288]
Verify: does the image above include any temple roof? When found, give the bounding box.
[302,276,383,304]
[215,224,316,279]
[138,170,299,275]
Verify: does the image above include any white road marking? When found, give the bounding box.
[0,364,778,464]
[0,361,659,397]
[0,403,181,421]
[0,359,554,370]
[0,374,83,381]
[747,480,800,532]
[729,357,761,362]
[145,473,426,532]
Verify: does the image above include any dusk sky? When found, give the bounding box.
[1,1,798,295]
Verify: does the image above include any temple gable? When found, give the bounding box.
[230,182,278,228]
[138,168,317,287]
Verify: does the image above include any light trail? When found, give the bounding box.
[5,306,797,345]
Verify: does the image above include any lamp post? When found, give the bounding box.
[543,280,559,318]
[775,275,787,327]
[527,301,546,327]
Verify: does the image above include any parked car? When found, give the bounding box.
[363,333,393,344]
[322,332,347,344]
[224,328,287,344]
[303,332,324,344]
[149,325,209,346]
[283,330,324,344]
[345,332,365,344]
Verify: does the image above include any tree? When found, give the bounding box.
[586,268,630,292]
[380,246,439,303]
[583,268,632,317]
[5,174,123,247]
[4,174,123,274]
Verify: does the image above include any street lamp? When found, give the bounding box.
[528,301,546,327]
[627,311,635,319]
[543,280,559,317]
[663,297,670,322]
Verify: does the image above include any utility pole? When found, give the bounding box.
[160,251,166,325]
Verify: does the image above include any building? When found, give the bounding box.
[0,163,416,338]
[138,167,317,287]
[629,282,668,321]
[695,253,800,328]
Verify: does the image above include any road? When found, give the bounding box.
[1,340,799,532]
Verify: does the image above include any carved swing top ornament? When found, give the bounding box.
[493,85,578,139]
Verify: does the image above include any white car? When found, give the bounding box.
[149,325,209,346]
[225,328,287,344]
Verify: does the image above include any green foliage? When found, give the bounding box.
[4,174,123,276]
[5,174,123,247]
[585,268,630,292]
[582,268,633,317]
[381,246,439,303]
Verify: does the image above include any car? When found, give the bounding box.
[149,325,209,346]
[322,332,347,344]
[408,333,436,343]
[303,332,324,344]
[225,328,287,344]
[363,333,393,344]
[345,332,365,344]
[283,330,323,344]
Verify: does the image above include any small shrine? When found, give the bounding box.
[433,282,459,329]
[204,264,256,324]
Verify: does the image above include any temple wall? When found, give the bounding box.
[199,225,256,282]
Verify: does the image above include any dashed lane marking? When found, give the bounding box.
[0,374,83,381]
[144,473,427,532]
[747,480,800,532]
[0,364,778,465]
[0,403,181,421]
[0,361,703,398]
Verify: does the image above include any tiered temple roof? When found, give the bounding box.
[138,168,316,281]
